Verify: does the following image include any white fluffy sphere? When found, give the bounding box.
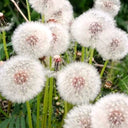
[94,0,121,17]
[64,105,93,128]
[0,56,46,103]
[96,28,128,61]
[29,0,65,15]
[12,22,52,59]
[46,23,70,56]
[45,0,74,29]
[71,9,115,48]
[57,62,101,105]
[91,93,128,128]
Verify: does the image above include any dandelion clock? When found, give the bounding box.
[12,22,52,59]
[71,9,115,48]
[91,93,128,128]
[0,56,46,103]
[94,0,121,17]
[57,62,101,105]
[64,105,93,128]
[96,28,128,61]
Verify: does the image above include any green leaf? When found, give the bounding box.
[8,117,15,128]
[16,117,20,128]
[21,116,26,128]
[0,119,10,128]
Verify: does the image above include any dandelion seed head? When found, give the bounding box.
[29,0,65,15]
[71,9,115,48]
[96,28,128,60]
[46,23,70,56]
[91,93,128,128]
[57,62,101,105]
[45,0,74,29]
[94,0,121,17]
[64,105,93,128]
[12,22,52,59]
[0,56,46,103]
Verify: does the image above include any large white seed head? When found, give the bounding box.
[96,28,128,61]
[12,22,52,59]
[0,56,46,103]
[94,0,121,17]
[71,9,115,48]
[46,23,70,56]
[45,0,74,29]
[57,62,101,105]
[29,0,65,15]
[91,93,128,128]
[64,105,93,128]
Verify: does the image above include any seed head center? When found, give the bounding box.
[89,22,102,35]
[109,110,125,126]
[110,39,120,50]
[26,35,38,46]
[72,77,85,89]
[14,71,28,85]
[104,1,113,8]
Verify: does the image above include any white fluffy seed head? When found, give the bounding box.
[71,9,115,48]
[57,62,101,105]
[46,23,70,56]
[91,93,128,128]
[94,0,121,17]
[64,105,93,128]
[0,56,46,103]
[45,0,74,29]
[96,28,128,61]
[12,22,52,59]
[29,0,65,15]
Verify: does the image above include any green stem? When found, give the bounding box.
[2,31,9,60]
[42,15,45,23]
[89,48,94,64]
[26,101,33,128]
[42,79,49,128]
[26,0,31,21]
[66,52,70,64]
[81,47,85,62]
[48,77,54,128]
[85,48,89,60]
[73,42,77,60]
[36,93,41,128]
[100,60,109,78]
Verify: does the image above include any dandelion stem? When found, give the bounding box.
[42,15,45,23]
[73,42,77,60]
[81,47,85,62]
[26,0,31,21]
[85,48,89,60]
[89,48,94,64]
[36,93,41,128]
[10,0,29,22]
[26,101,33,128]
[48,77,54,128]
[100,60,109,78]
[47,57,54,128]
[42,79,49,128]
[2,31,9,60]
